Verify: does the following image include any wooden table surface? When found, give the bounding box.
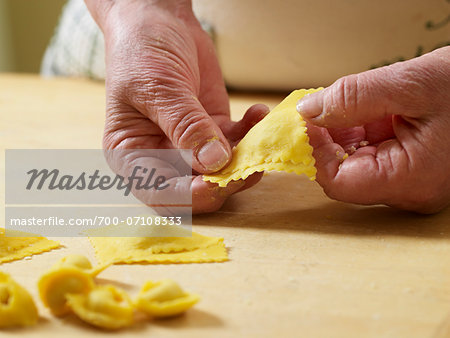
[1,74,450,337]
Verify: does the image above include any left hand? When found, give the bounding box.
[297,46,450,213]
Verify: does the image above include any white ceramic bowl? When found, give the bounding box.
[193,0,450,90]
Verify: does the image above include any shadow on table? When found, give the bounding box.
[58,307,223,333]
[62,308,223,332]
[193,171,450,239]
[150,308,224,329]
[194,190,450,240]
[0,316,51,334]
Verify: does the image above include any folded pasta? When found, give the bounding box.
[203,88,321,187]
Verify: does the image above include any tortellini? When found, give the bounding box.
[66,285,134,330]
[52,254,93,271]
[35,255,201,330]
[0,271,38,327]
[51,254,109,277]
[135,279,200,317]
[38,266,94,316]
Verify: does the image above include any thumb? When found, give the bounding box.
[296,54,438,128]
[155,93,232,174]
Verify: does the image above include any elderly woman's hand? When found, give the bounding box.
[85,0,267,213]
[297,46,450,213]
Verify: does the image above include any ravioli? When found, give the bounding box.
[89,229,228,265]
[0,228,60,264]
[203,88,321,187]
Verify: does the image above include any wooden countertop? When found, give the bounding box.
[1,74,449,337]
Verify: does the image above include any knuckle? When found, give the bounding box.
[130,77,175,115]
[328,74,360,117]
[102,107,146,150]
[109,62,195,118]
[386,57,449,115]
[168,108,211,148]
[102,133,115,150]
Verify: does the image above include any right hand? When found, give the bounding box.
[85,0,268,213]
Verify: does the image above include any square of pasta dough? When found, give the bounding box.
[0,228,60,264]
[89,231,228,264]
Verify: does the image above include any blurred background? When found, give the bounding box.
[0,0,447,89]
[0,0,65,73]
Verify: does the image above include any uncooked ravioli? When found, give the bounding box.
[0,228,60,264]
[203,88,321,187]
[89,231,228,265]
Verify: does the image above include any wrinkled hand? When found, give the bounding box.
[86,0,267,214]
[297,46,450,214]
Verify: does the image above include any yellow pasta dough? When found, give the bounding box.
[0,271,38,327]
[51,254,110,277]
[38,266,95,316]
[0,228,60,264]
[89,230,228,265]
[52,254,93,271]
[135,279,199,318]
[203,88,322,187]
[66,285,134,330]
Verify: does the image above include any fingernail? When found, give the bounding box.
[296,94,317,118]
[197,139,229,172]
